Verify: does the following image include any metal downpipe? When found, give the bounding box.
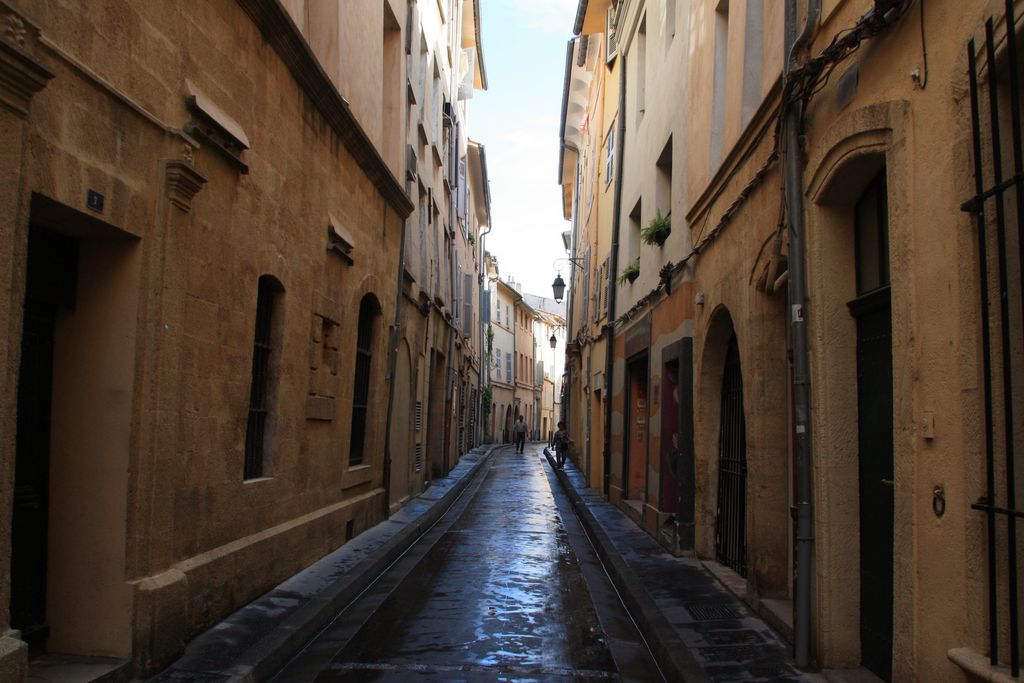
[785,0,820,669]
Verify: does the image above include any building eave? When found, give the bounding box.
[236,0,413,218]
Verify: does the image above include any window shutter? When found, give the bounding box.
[463,273,473,336]
[598,255,606,317]
[458,157,468,222]
[606,7,619,63]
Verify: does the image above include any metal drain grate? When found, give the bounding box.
[686,603,742,621]
[702,629,765,646]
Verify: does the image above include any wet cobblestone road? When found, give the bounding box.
[273,445,664,681]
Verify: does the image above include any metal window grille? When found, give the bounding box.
[415,400,423,431]
[715,334,747,577]
[244,275,281,480]
[962,7,1023,674]
[414,443,423,472]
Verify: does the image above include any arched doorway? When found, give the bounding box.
[503,405,513,443]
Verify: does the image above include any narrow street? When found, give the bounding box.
[272,445,665,682]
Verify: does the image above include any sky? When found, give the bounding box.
[470,0,577,300]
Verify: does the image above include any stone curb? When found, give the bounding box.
[544,452,708,683]
[151,445,498,683]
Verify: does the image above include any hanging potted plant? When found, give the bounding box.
[640,211,671,247]
[619,258,640,285]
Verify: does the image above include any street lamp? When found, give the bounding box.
[552,274,566,303]
[549,332,557,349]
[550,257,583,303]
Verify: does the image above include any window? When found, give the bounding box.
[602,256,610,315]
[636,15,647,120]
[495,349,502,379]
[349,295,381,466]
[606,6,618,63]
[431,70,442,146]
[245,275,284,480]
[462,273,473,337]
[665,0,676,46]
[710,0,730,170]
[506,352,512,381]
[605,124,616,187]
[741,0,764,128]
[854,171,889,295]
[496,294,501,322]
[657,137,673,220]
[963,21,1024,674]
[382,2,402,168]
[628,198,642,264]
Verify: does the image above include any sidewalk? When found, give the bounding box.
[148,445,497,683]
[544,449,816,683]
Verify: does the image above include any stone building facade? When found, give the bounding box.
[487,273,519,443]
[0,0,488,678]
[390,0,487,501]
[562,0,1023,680]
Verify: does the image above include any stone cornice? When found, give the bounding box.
[235,0,413,218]
[0,5,54,118]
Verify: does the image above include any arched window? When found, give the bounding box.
[349,294,381,466]
[245,275,284,479]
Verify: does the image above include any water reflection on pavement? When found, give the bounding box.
[305,447,620,681]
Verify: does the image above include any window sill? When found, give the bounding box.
[948,647,1020,682]
[342,464,374,490]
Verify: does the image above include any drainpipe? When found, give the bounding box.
[785,0,820,669]
[603,53,626,497]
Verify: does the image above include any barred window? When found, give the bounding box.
[349,294,381,466]
[245,275,284,480]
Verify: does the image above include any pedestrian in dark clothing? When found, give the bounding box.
[551,421,572,469]
[513,416,527,453]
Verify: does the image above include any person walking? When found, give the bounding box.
[512,415,527,453]
[551,421,573,469]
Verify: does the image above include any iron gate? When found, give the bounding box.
[961,2,1023,674]
[716,333,747,577]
